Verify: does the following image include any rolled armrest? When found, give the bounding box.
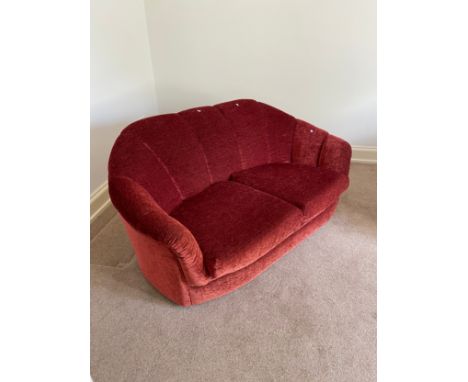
[108,176,209,286]
[319,134,352,176]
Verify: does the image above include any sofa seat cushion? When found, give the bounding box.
[230,163,349,219]
[170,181,303,279]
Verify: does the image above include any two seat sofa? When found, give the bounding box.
[108,99,351,306]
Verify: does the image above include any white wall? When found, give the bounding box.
[144,0,376,147]
[91,0,158,193]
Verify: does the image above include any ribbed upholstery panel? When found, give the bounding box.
[178,106,242,182]
[108,129,183,212]
[137,114,212,202]
[216,99,270,169]
[216,99,296,169]
[109,100,298,213]
[257,101,297,163]
[291,119,329,167]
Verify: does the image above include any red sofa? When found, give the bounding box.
[108,99,351,306]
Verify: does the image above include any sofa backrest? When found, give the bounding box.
[108,99,298,213]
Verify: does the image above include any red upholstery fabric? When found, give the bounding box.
[319,134,352,176]
[291,119,329,167]
[135,114,213,200]
[178,106,242,182]
[108,176,208,287]
[257,101,297,163]
[171,181,303,278]
[216,99,296,169]
[108,99,352,306]
[188,201,338,305]
[108,113,214,212]
[123,218,193,306]
[108,130,183,213]
[231,163,349,219]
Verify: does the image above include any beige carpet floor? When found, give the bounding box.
[91,163,376,382]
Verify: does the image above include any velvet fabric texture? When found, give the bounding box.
[108,99,351,306]
[171,181,303,278]
[231,164,349,219]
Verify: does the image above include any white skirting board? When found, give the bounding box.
[90,181,112,223]
[90,145,376,223]
[351,146,377,164]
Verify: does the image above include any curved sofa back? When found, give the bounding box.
[108,99,299,213]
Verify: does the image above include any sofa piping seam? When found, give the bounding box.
[178,113,214,184]
[140,140,185,200]
[317,132,330,167]
[215,104,246,170]
[261,104,272,163]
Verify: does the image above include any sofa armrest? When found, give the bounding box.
[108,176,209,287]
[319,134,352,176]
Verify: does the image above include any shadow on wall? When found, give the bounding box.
[91,88,158,193]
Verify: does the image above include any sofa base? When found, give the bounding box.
[123,201,338,306]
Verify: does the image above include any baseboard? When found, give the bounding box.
[90,181,111,223]
[351,146,377,164]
